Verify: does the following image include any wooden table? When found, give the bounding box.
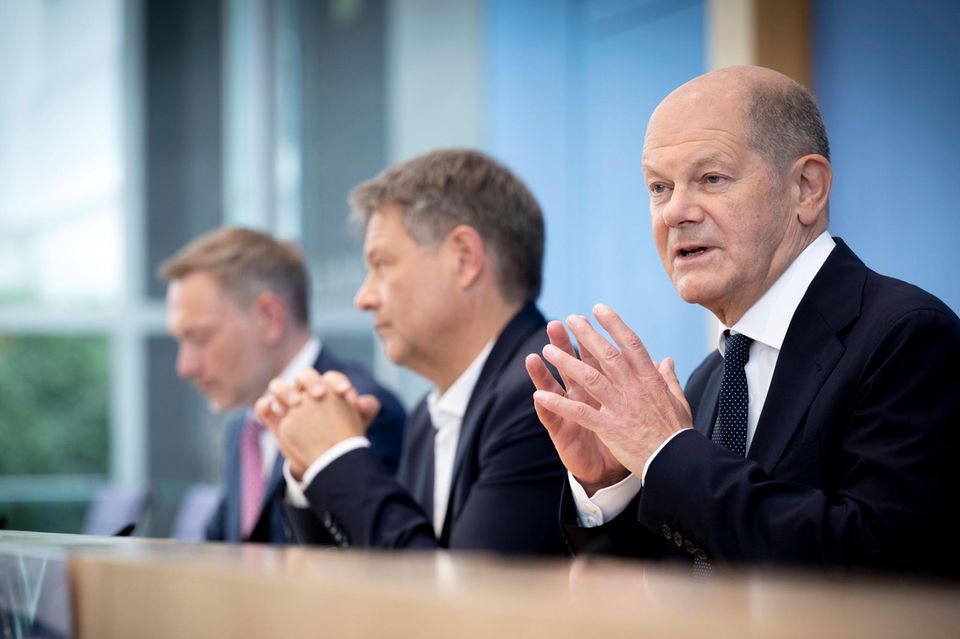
[2,530,958,638]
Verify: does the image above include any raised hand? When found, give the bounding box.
[526,319,629,495]
[532,304,692,481]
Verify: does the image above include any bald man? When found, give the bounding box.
[527,66,960,577]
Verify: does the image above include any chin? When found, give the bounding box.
[381,339,409,367]
[206,395,241,414]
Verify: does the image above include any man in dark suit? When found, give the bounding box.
[257,149,566,553]
[526,66,960,577]
[160,227,404,543]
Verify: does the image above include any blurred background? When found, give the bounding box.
[0,0,957,538]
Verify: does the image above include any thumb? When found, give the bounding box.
[355,394,382,428]
[254,395,282,432]
[658,357,685,403]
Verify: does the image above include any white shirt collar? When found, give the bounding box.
[278,336,322,386]
[718,231,836,353]
[427,341,495,430]
[252,336,321,478]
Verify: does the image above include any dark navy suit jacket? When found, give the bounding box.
[562,240,960,577]
[286,303,567,554]
[205,347,405,544]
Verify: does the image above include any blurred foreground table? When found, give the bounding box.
[2,529,959,639]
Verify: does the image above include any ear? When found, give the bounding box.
[443,225,485,290]
[252,291,288,346]
[793,154,832,227]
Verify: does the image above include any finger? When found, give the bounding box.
[533,389,604,433]
[295,368,327,400]
[545,320,579,391]
[268,377,301,407]
[254,395,282,431]
[658,357,686,404]
[564,314,636,383]
[531,390,565,435]
[525,353,565,395]
[576,331,605,374]
[355,394,382,426]
[322,370,357,398]
[592,304,656,374]
[543,341,618,406]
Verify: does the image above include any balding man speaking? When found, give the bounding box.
[527,66,960,577]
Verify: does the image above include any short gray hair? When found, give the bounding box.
[745,79,830,172]
[349,149,544,303]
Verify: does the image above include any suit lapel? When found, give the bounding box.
[441,303,545,540]
[401,402,435,514]
[693,364,723,438]
[748,239,865,473]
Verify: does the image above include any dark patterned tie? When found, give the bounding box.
[712,331,753,456]
[695,331,754,577]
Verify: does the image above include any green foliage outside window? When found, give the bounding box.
[0,334,110,475]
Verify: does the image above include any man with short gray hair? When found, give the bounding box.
[528,66,960,576]
[258,149,566,553]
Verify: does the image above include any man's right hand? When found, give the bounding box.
[525,320,630,495]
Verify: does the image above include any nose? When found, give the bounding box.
[658,185,705,228]
[175,343,200,380]
[353,271,379,311]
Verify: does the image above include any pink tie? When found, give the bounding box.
[240,417,265,538]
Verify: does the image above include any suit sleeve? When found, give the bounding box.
[338,362,406,476]
[635,308,960,575]
[290,446,437,549]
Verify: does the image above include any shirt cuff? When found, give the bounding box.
[283,436,371,508]
[568,471,642,528]
[641,428,691,483]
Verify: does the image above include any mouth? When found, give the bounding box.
[675,245,712,260]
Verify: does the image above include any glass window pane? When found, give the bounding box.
[0,0,123,308]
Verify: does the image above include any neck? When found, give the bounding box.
[427,296,524,393]
[271,328,312,378]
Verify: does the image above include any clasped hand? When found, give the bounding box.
[525,303,692,494]
[254,369,381,480]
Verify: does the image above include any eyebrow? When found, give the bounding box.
[643,152,730,177]
[688,154,730,174]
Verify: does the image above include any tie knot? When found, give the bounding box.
[724,332,753,367]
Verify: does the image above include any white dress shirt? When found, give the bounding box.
[572,232,837,526]
[285,340,495,540]
[425,341,494,535]
[255,337,322,481]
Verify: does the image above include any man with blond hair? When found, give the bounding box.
[160,227,404,543]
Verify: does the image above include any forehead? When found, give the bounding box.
[642,84,751,172]
[166,271,235,320]
[363,204,418,252]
